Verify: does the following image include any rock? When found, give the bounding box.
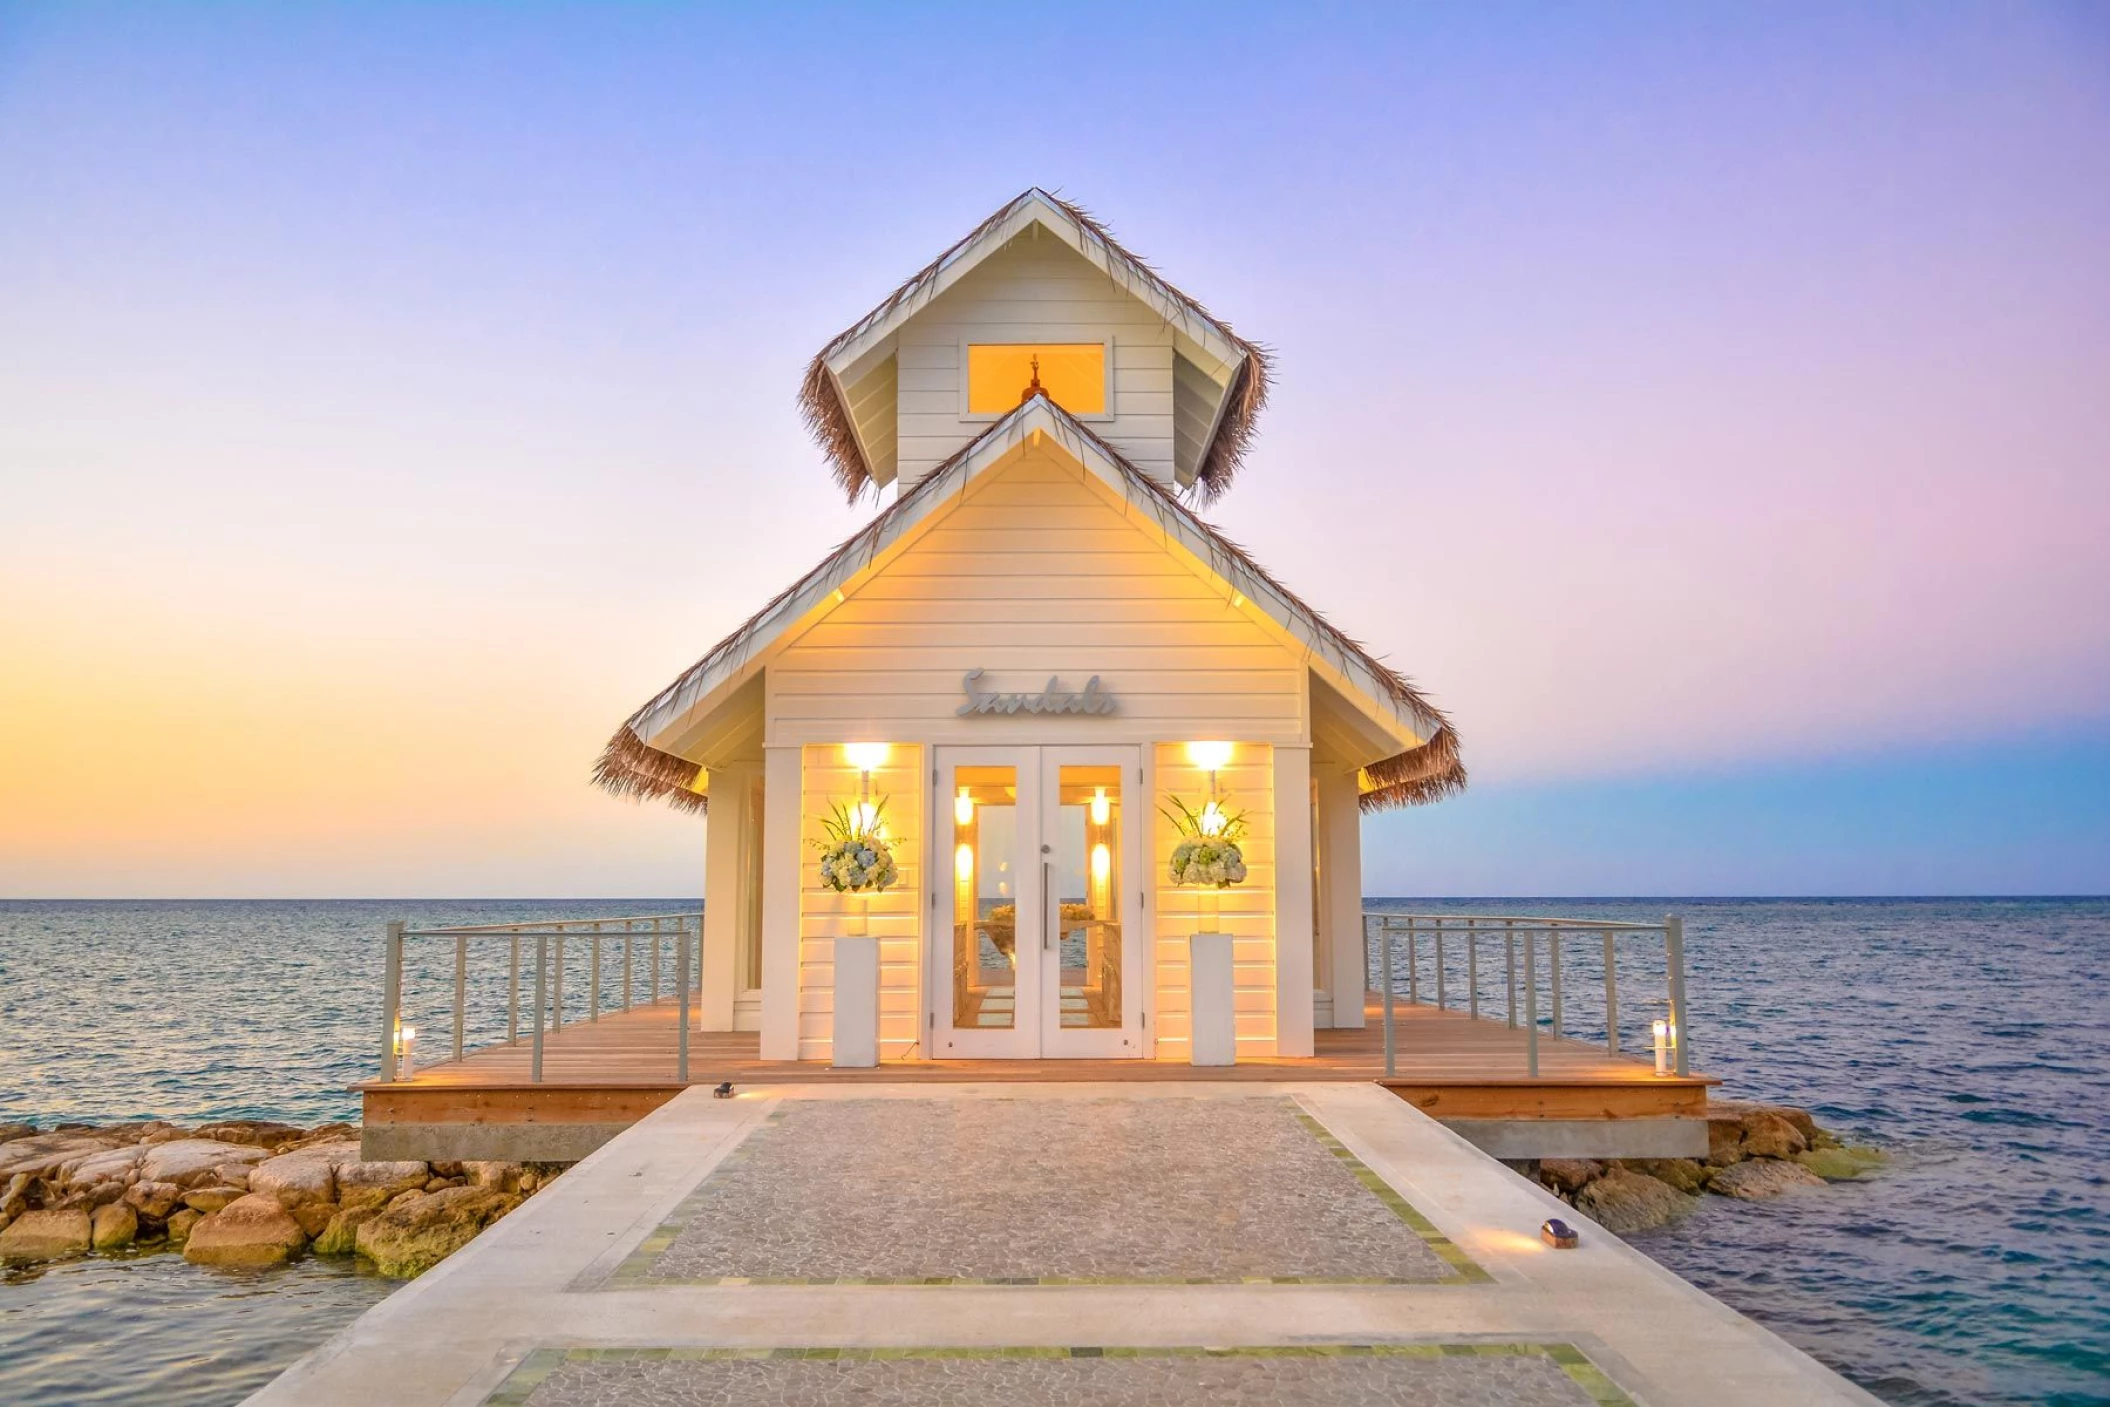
[182,1185,248,1214]
[463,1161,523,1192]
[214,1167,253,1190]
[0,1124,36,1145]
[1704,1114,1746,1168]
[165,1209,201,1245]
[139,1140,267,1189]
[90,1201,138,1251]
[0,1208,93,1265]
[1,1173,31,1222]
[335,1161,431,1210]
[0,1133,122,1182]
[1797,1145,1889,1181]
[312,1204,381,1256]
[58,1145,146,1187]
[1575,1168,1698,1235]
[1740,1112,1809,1161]
[250,1151,338,1209]
[1621,1158,1710,1196]
[355,1186,520,1279]
[1538,1158,1603,1195]
[422,1176,453,1193]
[124,1180,184,1221]
[139,1127,184,1145]
[183,1193,308,1267]
[195,1121,305,1148]
[1710,1158,1826,1200]
[289,1202,339,1239]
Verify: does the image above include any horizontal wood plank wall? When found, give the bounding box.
[895,234,1180,489]
[1152,743,1277,1060]
[796,745,923,1062]
[768,447,1307,747]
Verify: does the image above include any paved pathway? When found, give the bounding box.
[248,1082,1879,1407]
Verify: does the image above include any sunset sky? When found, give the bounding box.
[3,3,2105,897]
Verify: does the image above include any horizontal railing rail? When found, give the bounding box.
[379,912,704,1086]
[1361,911,1691,1082]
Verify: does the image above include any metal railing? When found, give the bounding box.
[1362,911,1690,1080]
[379,912,704,1085]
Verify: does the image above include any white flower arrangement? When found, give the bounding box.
[814,796,898,894]
[1162,794,1250,889]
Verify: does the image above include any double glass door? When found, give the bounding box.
[933,746,1142,1058]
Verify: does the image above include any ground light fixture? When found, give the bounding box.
[713,1082,735,1099]
[393,1022,419,1080]
[1541,1218,1579,1249]
[1653,1018,1678,1076]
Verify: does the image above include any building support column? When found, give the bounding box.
[1316,763,1366,1028]
[699,761,756,1032]
[759,745,803,1061]
[1272,744,1315,1058]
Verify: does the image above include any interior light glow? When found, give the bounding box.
[1089,787,1110,826]
[1091,842,1111,882]
[955,843,975,883]
[955,789,975,827]
[1199,800,1228,836]
[1186,740,1234,772]
[843,742,891,772]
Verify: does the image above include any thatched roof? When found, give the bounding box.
[799,187,1271,506]
[595,394,1462,817]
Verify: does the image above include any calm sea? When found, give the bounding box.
[2,897,2106,1406]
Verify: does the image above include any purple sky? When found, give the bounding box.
[2,3,2105,896]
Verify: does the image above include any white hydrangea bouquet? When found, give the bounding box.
[815,796,898,893]
[1163,793,1249,888]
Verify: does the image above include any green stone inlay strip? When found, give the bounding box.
[483,1343,1636,1407]
[1291,1106,1493,1283]
[608,1097,1487,1287]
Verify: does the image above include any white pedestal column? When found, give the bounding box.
[1189,931,1236,1067]
[831,935,880,1068]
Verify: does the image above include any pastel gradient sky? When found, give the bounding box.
[3,3,2105,897]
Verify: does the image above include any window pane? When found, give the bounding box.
[967,343,1106,415]
[1054,765,1122,1029]
[952,766,1018,1030]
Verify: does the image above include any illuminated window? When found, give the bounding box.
[966,343,1107,415]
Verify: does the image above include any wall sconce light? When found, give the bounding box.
[1541,1218,1579,1249]
[1186,740,1234,773]
[1091,842,1111,883]
[955,788,975,827]
[955,843,975,883]
[1653,1018,1677,1076]
[843,742,890,773]
[1089,787,1110,826]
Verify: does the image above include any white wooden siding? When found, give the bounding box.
[1151,744,1278,1060]
[895,234,1180,489]
[765,447,1308,746]
[795,745,924,1062]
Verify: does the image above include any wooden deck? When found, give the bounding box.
[361,994,1714,1144]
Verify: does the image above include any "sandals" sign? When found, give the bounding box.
[954,669,1117,717]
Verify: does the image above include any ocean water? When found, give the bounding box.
[2,897,2107,1406]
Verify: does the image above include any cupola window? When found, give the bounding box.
[966,343,1107,415]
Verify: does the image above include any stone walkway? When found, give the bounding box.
[245,1083,1881,1407]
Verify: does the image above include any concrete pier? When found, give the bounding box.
[250,1082,1877,1407]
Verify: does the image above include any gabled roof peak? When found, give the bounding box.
[799,187,1270,505]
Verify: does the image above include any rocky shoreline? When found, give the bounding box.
[0,1121,568,1279]
[1517,1099,1888,1234]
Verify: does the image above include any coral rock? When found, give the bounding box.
[124,1180,184,1221]
[355,1186,519,1279]
[1739,1112,1809,1161]
[183,1192,309,1267]
[90,1201,139,1251]
[313,1204,382,1257]
[289,1201,339,1239]
[182,1185,248,1214]
[335,1160,432,1209]
[1796,1145,1889,1181]
[1620,1158,1710,1195]
[165,1208,202,1245]
[1539,1158,1604,1195]
[250,1151,340,1209]
[1710,1157,1826,1200]
[139,1140,267,1189]
[0,1208,93,1265]
[1575,1168,1698,1235]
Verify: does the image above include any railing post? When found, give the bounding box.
[590,924,602,1022]
[1604,930,1619,1053]
[1667,914,1690,1076]
[1524,928,1540,1078]
[452,933,467,1062]
[1407,917,1419,1005]
[531,934,547,1083]
[623,931,633,1011]
[1549,924,1564,1037]
[1434,918,1446,1011]
[650,919,661,1004]
[676,917,692,1083]
[381,921,404,1083]
[1380,918,1396,1079]
[1467,919,1479,1020]
[508,934,520,1043]
[1362,912,1373,997]
[1505,920,1517,1029]
[553,934,566,1031]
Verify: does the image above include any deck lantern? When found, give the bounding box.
[393,1022,419,1080]
[1652,1018,1677,1076]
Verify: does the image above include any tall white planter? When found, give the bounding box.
[832,935,880,1068]
[1189,931,1235,1066]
